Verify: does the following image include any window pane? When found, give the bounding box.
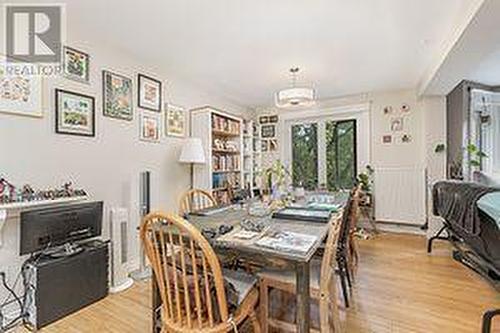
[326,120,356,190]
[326,121,337,190]
[292,123,318,190]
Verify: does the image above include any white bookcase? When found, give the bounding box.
[252,122,263,192]
[242,120,255,195]
[191,106,244,204]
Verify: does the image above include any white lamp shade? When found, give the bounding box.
[179,137,206,164]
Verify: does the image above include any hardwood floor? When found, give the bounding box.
[29,233,499,333]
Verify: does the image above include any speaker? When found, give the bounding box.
[139,171,150,217]
[130,171,152,281]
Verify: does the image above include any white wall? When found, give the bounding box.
[422,96,447,236]
[0,30,248,303]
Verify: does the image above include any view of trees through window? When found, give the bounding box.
[291,119,357,191]
[326,120,357,190]
[291,123,318,190]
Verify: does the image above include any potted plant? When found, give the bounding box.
[262,160,290,200]
[357,165,374,206]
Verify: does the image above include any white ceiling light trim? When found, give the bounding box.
[275,67,316,109]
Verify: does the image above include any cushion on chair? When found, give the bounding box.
[223,269,258,306]
[258,259,322,290]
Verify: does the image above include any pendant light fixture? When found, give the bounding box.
[275,67,316,109]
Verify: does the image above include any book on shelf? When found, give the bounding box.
[212,114,240,134]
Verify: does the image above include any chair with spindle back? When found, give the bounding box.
[347,186,361,277]
[335,187,360,308]
[258,214,343,333]
[179,189,217,216]
[140,212,261,333]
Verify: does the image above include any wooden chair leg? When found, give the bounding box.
[344,260,352,289]
[337,262,349,308]
[259,279,269,333]
[250,311,261,333]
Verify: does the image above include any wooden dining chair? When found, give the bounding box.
[140,212,261,333]
[335,186,361,308]
[258,214,343,333]
[347,186,361,278]
[179,189,217,216]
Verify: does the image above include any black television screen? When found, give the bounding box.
[20,201,103,255]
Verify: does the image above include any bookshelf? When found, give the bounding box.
[191,106,244,204]
[252,122,263,193]
[242,120,255,195]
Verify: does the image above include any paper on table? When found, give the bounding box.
[217,226,262,243]
[255,230,318,254]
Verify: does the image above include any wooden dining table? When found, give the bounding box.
[151,195,347,333]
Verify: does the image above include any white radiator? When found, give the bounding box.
[109,207,134,293]
[374,167,426,225]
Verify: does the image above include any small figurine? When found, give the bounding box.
[21,184,35,201]
[0,178,16,204]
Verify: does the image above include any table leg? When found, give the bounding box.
[152,273,161,333]
[296,261,311,333]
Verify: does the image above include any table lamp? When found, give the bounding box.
[179,137,206,189]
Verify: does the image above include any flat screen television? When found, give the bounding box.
[20,201,103,255]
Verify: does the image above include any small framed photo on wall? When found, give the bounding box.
[63,46,90,83]
[140,111,161,142]
[261,124,275,138]
[382,134,392,144]
[138,74,162,112]
[390,117,403,132]
[259,116,269,124]
[165,104,186,137]
[55,89,95,137]
[269,115,279,123]
[102,70,133,121]
[261,140,269,152]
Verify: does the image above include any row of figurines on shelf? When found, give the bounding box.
[0,178,87,204]
[212,115,240,134]
[212,155,240,172]
[213,138,239,151]
[212,172,241,189]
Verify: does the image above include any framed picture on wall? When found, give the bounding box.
[261,140,268,152]
[165,104,186,137]
[390,117,403,132]
[261,124,275,138]
[382,134,392,144]
[0,57,43,117]
[63,46,90,83]
[138,74,162,112]
[140,111,161,142]
[102,70,133,121]
[55,89,95,137]
[259,116,269,124]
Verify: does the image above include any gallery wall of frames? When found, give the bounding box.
[0,39,247,291]
[1,46,189,141]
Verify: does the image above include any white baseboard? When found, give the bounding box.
[359,219,426,236]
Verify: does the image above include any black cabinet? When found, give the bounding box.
[24,240,109,329]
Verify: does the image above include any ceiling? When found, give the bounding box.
[36,0,484,107]
[423,0,500,95]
